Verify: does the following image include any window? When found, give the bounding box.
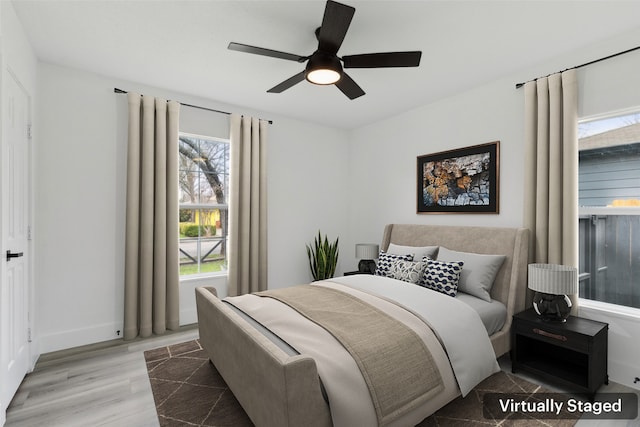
[178,133,230,277]
[578,110,640,309]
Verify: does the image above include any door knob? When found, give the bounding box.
[6,250,24,261]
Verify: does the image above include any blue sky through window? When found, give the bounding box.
[579,112,640,138]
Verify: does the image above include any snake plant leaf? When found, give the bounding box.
[306,231,339,281]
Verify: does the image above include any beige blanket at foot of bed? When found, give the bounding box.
[257,285,444,426]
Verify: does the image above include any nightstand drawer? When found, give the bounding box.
[515,322,589,353]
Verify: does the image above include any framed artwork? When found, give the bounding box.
[417,141,499,214]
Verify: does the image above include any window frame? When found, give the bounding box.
[577,108,640,314]
[178,132,230,279]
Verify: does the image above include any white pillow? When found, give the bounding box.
[387,243,439,261]
[436,247,506,302]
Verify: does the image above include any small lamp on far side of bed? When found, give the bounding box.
[356,244,379,274]
[528,263,578,322]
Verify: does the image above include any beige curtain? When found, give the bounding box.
[124,93,181,340]
[227,114,268,296]
[523,69,579,311]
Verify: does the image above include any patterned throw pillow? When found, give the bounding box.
[388,259,428,284]
[375,251,413,277]
[420,259,464,297]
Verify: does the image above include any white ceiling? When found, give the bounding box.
[11,0,640,129]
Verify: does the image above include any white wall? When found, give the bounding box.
[34,63,349,354]
[268,116,350,286]
[345,27,640,389]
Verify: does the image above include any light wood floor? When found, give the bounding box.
[5,326,199,427]
[6,326,639,426]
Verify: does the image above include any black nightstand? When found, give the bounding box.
[343,270,373,276]
[511,308,608,397]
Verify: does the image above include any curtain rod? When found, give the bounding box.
[515,45,640,89]
[114,88,273,124]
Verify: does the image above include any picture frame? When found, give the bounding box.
[417,141,499,214]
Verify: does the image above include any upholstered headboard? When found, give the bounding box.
[381,224,529,356]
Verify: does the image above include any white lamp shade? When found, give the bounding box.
[355,244,379,260]
[528,263,578,295]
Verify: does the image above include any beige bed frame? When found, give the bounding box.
[196,224,529,427]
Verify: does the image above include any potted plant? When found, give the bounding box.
[306,231,339,281]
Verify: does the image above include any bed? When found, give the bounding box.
[196,224,529,427]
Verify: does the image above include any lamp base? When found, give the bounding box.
[358,259,376,274]
[532,292,572,322]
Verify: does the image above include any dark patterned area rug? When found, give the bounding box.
[144,340,578,427]
[144,340,252,426]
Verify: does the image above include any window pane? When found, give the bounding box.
[179,207,228,276]
[579,214,640,308]
[179,171,201,204]
[578,112,640,309]
[179,135,230,204]
[178,134,230,277]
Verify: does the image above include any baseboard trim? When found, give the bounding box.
[38,311,202,355]
[37,323,199,364]
[608,359,640,391]
[38,322,123,354]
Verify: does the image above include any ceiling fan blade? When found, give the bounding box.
[317,0,355,54]
[343,51,422,68]
[267,71,307,93]
[228,42,307,63]
[335,72,365,100]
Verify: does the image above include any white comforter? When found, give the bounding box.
[226,275,499,427]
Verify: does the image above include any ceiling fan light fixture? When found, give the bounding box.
[307,68,341,85]
[305,52,342,85]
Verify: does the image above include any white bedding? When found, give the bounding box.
[226,275,499,427]
[455,291,507,335]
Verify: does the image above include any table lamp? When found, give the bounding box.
[355,244,379,274]
[528,263,578,322]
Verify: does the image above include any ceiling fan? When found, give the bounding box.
[228,0,422,100]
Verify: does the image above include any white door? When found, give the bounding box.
[0,70,31,424]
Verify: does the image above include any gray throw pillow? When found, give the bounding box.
[387,243,439,261]
[436,247,506,302]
